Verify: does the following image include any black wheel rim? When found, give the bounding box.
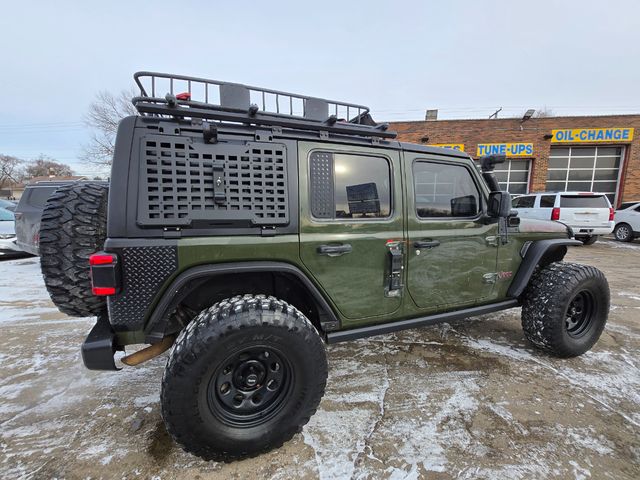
[565,290,596,338]
[207,346,292,427]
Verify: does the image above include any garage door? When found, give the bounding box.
[493,159,531,194]
[546,146,623,204]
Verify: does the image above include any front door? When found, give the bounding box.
[299,142,403,325]
[405,155,499,311]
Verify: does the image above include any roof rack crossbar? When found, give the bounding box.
[132,71,396,139]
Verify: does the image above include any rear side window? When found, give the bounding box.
[515,196,535,208]
[309,151,391,220]
[540,195,556,208]
[29,187,55,208]
[560,195,610,208]
[413,161,480,218]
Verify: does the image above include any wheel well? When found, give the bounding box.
[538,244,568,268]
[167,271,333,336]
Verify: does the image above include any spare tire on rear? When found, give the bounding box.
[39,182,109,317]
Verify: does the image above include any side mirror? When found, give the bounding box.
[487,191,512,218]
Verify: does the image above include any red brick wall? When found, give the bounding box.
[389,115,640,205]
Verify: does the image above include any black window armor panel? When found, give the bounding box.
[137,135,289,227]
[309,151,334,218]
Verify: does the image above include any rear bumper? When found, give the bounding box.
[0,238,22,253]
[81,313,120,371]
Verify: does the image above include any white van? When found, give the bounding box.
[512,192,614,245]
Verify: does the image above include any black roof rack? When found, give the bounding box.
[132,71,396,139]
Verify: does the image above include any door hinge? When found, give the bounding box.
[261,226,277,237]
[485,236,499,247]
[163,227,182,238]
[385,241,404,297]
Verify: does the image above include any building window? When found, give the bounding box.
[492,159,531,194]
[413,161,480,218]
[546,146,622,204]
[309,151,391,220]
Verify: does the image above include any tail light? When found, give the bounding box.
[551,207,560,221]
[89,252,120,296]
[609,208,614,221]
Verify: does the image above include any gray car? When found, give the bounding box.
[0,207,22,256]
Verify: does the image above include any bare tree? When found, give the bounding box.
[25,155,74,178]
[0,154,24,189]
[82,89,137,166]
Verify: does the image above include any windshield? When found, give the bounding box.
[560,195,609,208]
[0,208,15,221]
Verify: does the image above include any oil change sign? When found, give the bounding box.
[551,127,634,143]
[431,143,464,151]
[476,143,533,157]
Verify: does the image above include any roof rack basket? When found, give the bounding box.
[132,71,396,139]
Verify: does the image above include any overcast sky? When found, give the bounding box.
[1,0,639,176]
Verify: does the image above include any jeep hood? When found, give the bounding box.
[517,217,570,235]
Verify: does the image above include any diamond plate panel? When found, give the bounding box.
[107,246,178,330]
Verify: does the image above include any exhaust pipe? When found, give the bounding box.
[121,335,176,367]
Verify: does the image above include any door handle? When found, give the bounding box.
[414,240,440,249]
[317,244,353,256]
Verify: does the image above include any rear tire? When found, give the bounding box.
[39,182,109,317]
[580,235,599,245]
[161,295,328,461]
[521,262,609,357]
[614,223,633,242]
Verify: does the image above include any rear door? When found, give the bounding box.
[511,195,536,218]
[298,142,404,326]
[537,194,558,221]
[405,154,499,311]
[559,194,611,227]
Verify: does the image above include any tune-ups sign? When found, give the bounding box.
[551,128,634,143]
[477,143,533,157]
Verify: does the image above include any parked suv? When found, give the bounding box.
[613,201,640,242]
[14,182,73,255]
[38,72,610,461]
[512,191,614,245]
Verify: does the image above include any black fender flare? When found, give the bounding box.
[507,239,582,298]
[144,261,340,343]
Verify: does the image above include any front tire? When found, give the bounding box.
[521,262,609,357]
[161,295,328,461]
[614,223,633,242]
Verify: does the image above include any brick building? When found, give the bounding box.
[390,115,640,207]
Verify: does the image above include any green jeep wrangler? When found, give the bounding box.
[39,72,609,461]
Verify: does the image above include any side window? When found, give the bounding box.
[512,197,521,208]
[517,196,535,208]
[540,195,556,208]
[309,151,391,220]
[413,161,480,218]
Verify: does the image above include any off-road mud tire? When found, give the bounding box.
[521,262,609,357]
[39,182,109,317]
[161,294,328,461]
